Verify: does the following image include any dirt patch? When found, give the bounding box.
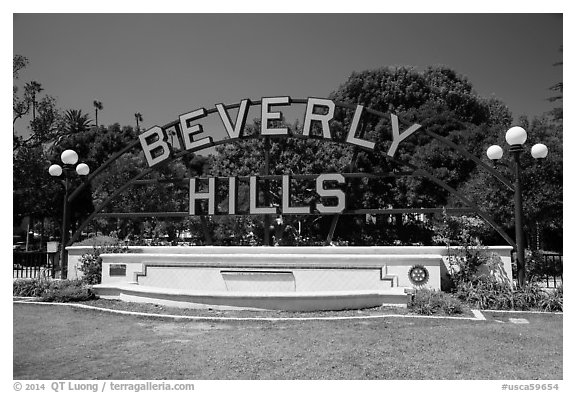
[145,321,236,343]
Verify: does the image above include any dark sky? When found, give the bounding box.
[13,13,563,138]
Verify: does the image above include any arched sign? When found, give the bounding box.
[67,97,515,247]
[139,97,421,168]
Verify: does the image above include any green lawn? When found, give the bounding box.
[13,303,562,380]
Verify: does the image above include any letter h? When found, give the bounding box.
[189,178,215,215]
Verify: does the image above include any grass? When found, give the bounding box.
[13,302,562,380]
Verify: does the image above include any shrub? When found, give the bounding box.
[40,280,96,302]
[13,279,96,302]
[73,235,122,247]
[79,244,129,284]
[433,211,503,290]
[408,288,464,315]
[441,294,465,315]
[444,243,500,288]
[539,286,563,312]
[454,276,513,310]
[13,278,52,297]
[453,276,562,311]
[511,282,545,310]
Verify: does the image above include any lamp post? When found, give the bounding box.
[486,126,548,287]
[49,149,90,279]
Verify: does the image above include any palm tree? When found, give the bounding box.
[93,100,103,127]
[25,81,43,121]
[134,112,143,131]
[64,109,92,134]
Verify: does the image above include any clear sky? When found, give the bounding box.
[13,13,563,138]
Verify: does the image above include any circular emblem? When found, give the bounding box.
[408,265,429,286]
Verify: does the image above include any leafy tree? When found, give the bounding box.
[453,50,563,252]
[208,118,354,245]
[87,150,192,242]
[47,121,212,243]
[455,113,562,251]
[13,54,28,78]
[13,80,44,126]
[31,96,64,146]
[63,109,92,134]
[14,146,61,225]
[25,81,43,120]
[547,47,562,121]
[93,100,103,127]
[13,55,30,130]
[13,57,65,151]
[134,112,143,131]
[324,66,514,244]
[204,66,526,246]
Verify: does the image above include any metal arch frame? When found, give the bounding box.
[66,98,515,247]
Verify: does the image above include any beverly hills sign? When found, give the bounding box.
[86,96,517,310]
[138,97,423,216]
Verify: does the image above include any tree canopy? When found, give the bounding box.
[200,66,561,249]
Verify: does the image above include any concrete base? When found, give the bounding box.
[81,246,512,311]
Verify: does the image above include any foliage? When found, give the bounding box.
[13,278,53,297]
[93,100,103,126]
[63,109,92,134]
[433,212,491,246]
[13,145,62,225]
[13,54,29,78]
[29,96,63,144]
[454,276,513,309]
[432,212,497,288]
[539,286,562,312]
[326,67,510,244]
[547,47,562,121]
[78,243,130,285]
[52,121,211,242]
[13,278,96,302]
[204,65,520,246]
[408,288,464,315]
[134,112,143,130]
[524,249,562,283]
[13,56,65,151]
[453,276,561,311]
[40,280,96,302]
[446,244,494,287]
[433,215,562,312]
[73,235,122,247]
[455,114,562,251]
[511,282,546,311]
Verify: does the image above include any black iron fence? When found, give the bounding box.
[13,251,56,279]
[539,252,563,288]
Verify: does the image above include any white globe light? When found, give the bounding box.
[76,163,90,176]
[61,149,79,165]
[48,164,63,177]
[486,145,504,160]
[505,126,527,146]
[531,143,549,159]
